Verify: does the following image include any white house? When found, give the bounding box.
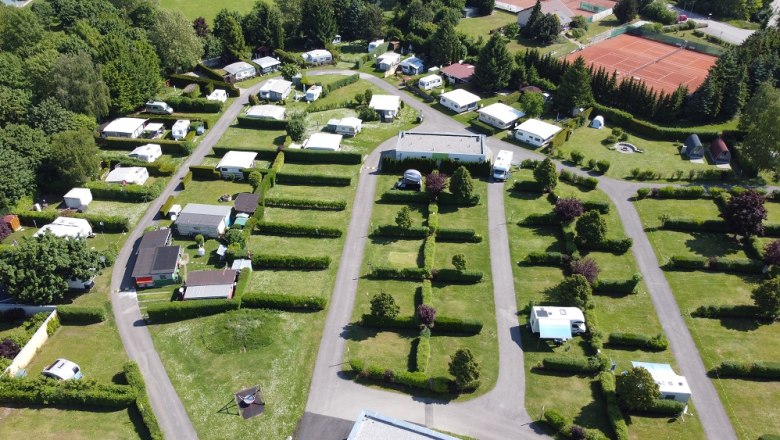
[129,144,162,163]
[347,410,457,440]
[528,306,587,340]
[63,188,92,211]
[631,361,691,404]
[183,269,237,300]
[207,89,228,102]
[305,85,323,102]
[171,119,190,140]
[394,131,492,163]
[216,151,257,180]
[327,117,362,136]
[478,103,525,129]
[514,119,563,147]
[418,74,443,91]
[400,56,425,75]
[34,217,93,239]
[223,61,256,81]
[304,133,343,151]
[106,166,149,185]
[376,52,401,72]
[258,78,292,102]
[175,204,233,238]
[301,49,333,65]
[368,39,385,52]
[252,56,281,74]
[369,95,401,120]
[102,118,147,139]
[245,105,286,121]
[439,89,481,113]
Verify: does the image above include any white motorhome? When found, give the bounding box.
[171,119,190,140]
[145,101,173,115]
[67,277,95,292]
[492,150,513,181]
[418,74,443,91]
[305,85,323,102]
[529,306,586,340]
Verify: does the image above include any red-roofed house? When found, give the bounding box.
[709,138,731,165]
[441,63,476,84]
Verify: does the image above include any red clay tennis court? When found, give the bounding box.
[566,34,718,94]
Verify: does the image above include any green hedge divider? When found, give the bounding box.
[437,192,480,207]
[324,74,359,93]
[592,103,722,142]
[372,225,429,239]
[427,201,438,233]
[435,228,482,243]
[165,96,223,113]
[233,268,251,307]
[264,196,346,210]
[661,218,730,233]
[578,237,633,254]
[360,314,417,329]
[102,155,176,177]
[712,361,780,380]
[368,266,429,281]
[655,185,707,199]
[241,292,327,311]
[189,165,220,180]
[608,332,668,351]
[195,62,227,81]
[540,355,607,374]
[512,179,545,193]
[524,251,567,266]
[559,169,599,189]
[667,255,764,274]
[100,137,192,155]
[169,74,240,97]
[160,195,175,216]
[15,211,129,232]
[419,280,433,306]
[520,212,558,226]
[415,334,430,373]
[236,116,288,130]
[380,190,430,204]
[251,254,331,270]
[281,148,362,164]
[0,376,136,408]
[432,269,483,284]
[123,362,163,440]
[56,306,106,324]
[598,372,630,440]
[83,180,164,203]
[275,172,351,186]
[256,222,342,238]
[691,304,763,319]
[641,399,686,416]
[380,156,492,178]
[347,359,451,393]
[542,408,611,440]
[432,316,483,334]
[146,300,239,322]
[422,235,435,274]
[592,274,642,295]
[583,200,610,214]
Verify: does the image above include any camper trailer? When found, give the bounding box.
[145,101,174,115]
[171,120,190,140]
[305,85,323,102]
[492,150,513,181]
[529,306,586,341]
[418,74,443,91]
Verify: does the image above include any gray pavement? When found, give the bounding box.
[672,5,755,44]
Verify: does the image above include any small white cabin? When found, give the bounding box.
[102,118,147,139]
[224,61,256,81]
[63,188,93,211]
[302,49,333,65]
[529,306,586,340]
[439,89,481,113]
[377,52,401,72]
[514,119,563,147]
[305,85,323,102]
[106,166,149,185]
[478,102,525,129]
[327,117,363,136]
[129,143,162,163]
[216,151,257,180]
[304,132,342,151]
[418,74,443,91]
[171,119,190,140]
[369,95,401,120]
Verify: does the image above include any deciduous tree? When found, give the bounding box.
[301,0,337,48]
[42,53,110,120]
[0,147,34,213]
[452,254,467,271]
[98,30,161,115]
[286,113,306,141]
[764,240,780,266]
[752,278,780,320]
[193,17,210,37]
[519,92,545,118]
[359,3,385,42]
[570,258,600,284]
[148,9,204,73]
[554,197,584,222]
[28,98,78,135]
[370,291,400,319]
[576,210,607,245]
[616,367,660,411]
[724,189,766,237]
[428,21,464,67]
[242,1,285,50]
[417,304,437,327]
[425,172,449,198]
[449,348,481,390]
[552,274,592,309]
[0,124,50,169]
[47,130,101,191]
[613,0,639,23]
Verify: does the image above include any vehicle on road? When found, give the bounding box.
[492,150,513,181]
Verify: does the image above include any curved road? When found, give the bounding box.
[109,70,736,440]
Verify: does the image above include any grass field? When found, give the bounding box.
[634,198,780,439]
[456,11,518,37]
[506,174,706,439]
[0,406,145,440]
[158,0,256,21]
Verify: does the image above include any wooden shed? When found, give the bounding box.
[709,138,731,164]
[2,215,20,232]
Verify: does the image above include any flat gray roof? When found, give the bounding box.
[395,131,487,155]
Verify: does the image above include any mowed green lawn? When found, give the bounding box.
[456,11,518,37]
[634,198,780,440]
[0,406,144,440]
[347,175,499,400]
[505,177,705,439]
[158,0,256,21]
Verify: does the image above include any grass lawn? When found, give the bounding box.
[508,37,578,57]
[0,406,144,440]
[634,198,780,439]
[215,125,287,151]
[505,180,706,439]
[158,0,255,20]
[456,11,517,38]
[172,179,253,207]
[581,16,621,40]
[149,309,323,440]
[286,79,383,114]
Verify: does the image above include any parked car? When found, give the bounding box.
[42,358,82,381]
[145,101,174,115]
[393,169,422,191]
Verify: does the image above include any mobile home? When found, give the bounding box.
[216,151,257,180]
[171,119,190,140]
[492,150,513,181]
[514,119,562,147]
[477,103,525,129]
[129,144,162,163]
[418,74,443,91]
[528,306,587,340]
[439,89,481,113]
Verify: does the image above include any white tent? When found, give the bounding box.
[63,188,93,210]
[304,133,342,151]
[129,144,162,162]
[106,167,149,185]
[35,217,93,239]
[590,115,605,129]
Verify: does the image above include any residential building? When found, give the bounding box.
[394,131,492,163]
[478,103,525,129]
[439,89,481,113]
[376,52,401,71]
[304,133,343,151]
[174,204,233,238]
[400,56,425,75]
[326,117,363,136]
[302,49,333,65]
[513,119,563,147]
[216,151,257,180]
[347,410,458,440]
[631,361,691,403]
[441,63,476,84]
[34,217,93,239]
[133,229,180,288]
[128,144,162,163]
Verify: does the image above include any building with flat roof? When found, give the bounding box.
[246,105,286,121]
[224,61,256,81]
[174,204,232,238]
[253,56,281,74]
[183,269,237,300]
[258,78,292,102]
[369,95,401,120]
[216,151,257,180]
[394,131,492,163]
[439,89,481,114]
[102,118,147,139]
[514,119,563,147]
[347,410,458,440]
[478,102,525,129]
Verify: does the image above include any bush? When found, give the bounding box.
[123,362,163,440]
[608,332,668,351]
[643,399,685,416]
[512,179,544,192]
[251,254,331,270]
[582,200,610,214]
[359,314,417,329]
[570,257,600,284]
[435,228,482,243]
[165,96,222,113]
[275,172,351,186]
[540,355,605,374]
[666,255,708,270]
[708,258,764,274]
[324,74,359,93]
[595,160,611,174]
[437,192,480,207]
[369,266,429,281]
[432,316,483,334]
[691,304,762,319]
[257,222,342,238]
[661,218,730,233]
[0,376,136,408]
[169,74,239,97]
[56,306,106,324]
[264,196,346,211]
[189,164,221,180]
[543,408,569,432]
[598,372,630,440]
[583,238,633,254]
[241,292,327,311]
[712,361,780,379]
[281,148,362,164]
[432,269,483,284]
[555,198,585,222]
[380,156,492,178]
[655,186,706,199]
[83,180,163,203]
[146,300,239,322]
[592,274,642,295]
[372,225,429,239]
[415,332,431,373]
[524,251,567,266]
[380,190,430,204]
[570,150,585,165]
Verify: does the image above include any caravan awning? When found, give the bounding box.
[539,319,572,340]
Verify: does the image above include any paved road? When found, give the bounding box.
[672,5,755,44]
[109,83,265,440]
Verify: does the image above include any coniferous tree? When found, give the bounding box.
[556,56,593,112]
[301,0,337,47]
[521,0,543,39]
[474,32,513,92]
[428,21,463,67]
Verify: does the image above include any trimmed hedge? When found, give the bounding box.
[380,156,492,178]
[540,355,606,374]
[599,371,630,440]
[15,211,129,233]
[419,280,433,306]
[561,222,577,255]
[251,254,330,270]
[661,218,730,233]
[170,73,240,97]
[592,103,720,142]
[435,228,482,243]
[667,256,764,274]
[433,316,483,334]
[160,195,175,216]
[324,74,359,93]
[189,164,220,180]
[275,172,351,186]
[524,251,567,266]
[583,200,610,214]
[712,361,780,380]
[437,192,480,207]
[580,237,633,254]
[380,190,430,204]
[512,179,544,193]
[102,155,176,177]
[55,306,106,324]
[0,376,136,408]
[123,362,163,440]
[264,196,346,210]
[592,274,642,295]
[432,269,483,284]
[257,222,342,238]
[211,146,277,160]
[520,212,558,226]
[415,334,431,373]
[165,96,222,113]
[371,225,429,239]
[422,235,435,273]
[608,332,668,351]
[236,116,288,129]
[559,169,599,189]
[368,266,429,281]
[543,408,610,440]
[241,292,327,311]
[691,304,763,319]
[655,186,706,199]
[348,359,451,393]
[427,201,438,233]
[281,148,362,164]
[359,314,417,329]
[642,399,685,416]
[100,137,192,155]
[83,180,164,203]
[146,300,239,322]
[667,255,708,270]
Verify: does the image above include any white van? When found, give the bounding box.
[418,74,443,91]
[492,150,513,181]
[145,101,173,115]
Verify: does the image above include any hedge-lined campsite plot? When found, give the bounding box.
[634,188,780,440]
[506,166,704,439]
[345,172,498,398]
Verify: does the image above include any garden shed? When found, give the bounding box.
[2,214,20,232]
[709,138,731,164]
[682,134,704,159]
[234,193,260,215]
[63,188,93,211]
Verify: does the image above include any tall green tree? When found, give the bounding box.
[302,0,338,47]
[738,83,780,174]
[535,13,562,44]
[428,21,464,67]
[28,98,78,135]
[0,124,50,169]
[752,277,780,321]
[148,9,204,73]
[449,348,481,390]
[0,86,31,126]
[474,32,513,92]
[42,53,110,120]
[0,7,44,53]
[469,0,496,15]
[98,30,161,114]
[213,9,244,40]
[519,92,545,118]
[0,147,34,213]
[613,0,639,23]
[616,367,660,411]
[533,158,558,192]
[521,0,543,39]
[450,166,474,199]
[0,52,29,89]
[576,210,607,245]
[220,15,247,60]
[242,1,285,50]
[552,274,593,309]
[47,130,101,191]
[277,0,303,39]
[556,56,593,113]
[0,234,104,304]
[370,291,400,319]
[360,3,385,42]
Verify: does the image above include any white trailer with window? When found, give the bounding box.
[492,150,513,181]
[529,306,587,340]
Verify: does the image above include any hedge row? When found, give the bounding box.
[598,372,630,440]
[437,192,480,207]
[540,355,607,374]
[189,164,221,180]
[559,169,599,189]
[427,201,438,233]
[100,137,192,155]
[432,269,483,284]
[211,146,277,160]
[348,359,450,393]
[542,409,610,440]
[592,274,642,295]
[360,314,417,329]
[160,195,175,216]
[607,332,668,351]
[256,222,342,238]
[251,254,330,270]
[15,211,129,233]
[561,222,577,255]
[83,180,164,203]
[263,196,346,211]
[169,74,240,97]
[691,304,763,319]
[419,280,433,306]
[165,95,223,113]
[435,228,482,243]
[422,235,435,274]
[241,292,327,311]
[102,155,176,177]
[711,361,780,380]
[379,157,492,178]
[524,251,567,266]
[135,114,209,130]
[433,317,483,334]
[520,212,558,226]
[0,376,136,408]
[281,148,362,164]
[323,74,359,93]
[122,362,163,440]
[55,306,106,324]
[236,116,288,130]
[371,225,429,239]
[512,179,544,193]
[275,172,351,186]
[592,103,720,142]
[415,334,431,373]
[666,256,764,274]
[380,190,430,204]
[655,186,706,199]
[579,237,633,255]
[233,268,251,307]
[582,200,610,214]
[368,266,429,281]
[146,300,239,322]
[643,399,686,416]
[195,63,227,81]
